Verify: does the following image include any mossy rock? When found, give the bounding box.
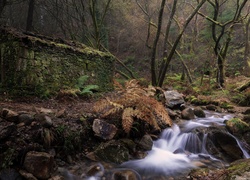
[94,140,130,164]
[189,159,250,180]
[226,118,250,134]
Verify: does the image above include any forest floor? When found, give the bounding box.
[0,76,250,179]
[1,75,250,122]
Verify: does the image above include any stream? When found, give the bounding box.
[120,111,250,179]
[60,111,250,180]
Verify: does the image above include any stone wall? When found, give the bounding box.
[0,27,114,95]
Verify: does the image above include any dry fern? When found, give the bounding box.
[94,79,172,133]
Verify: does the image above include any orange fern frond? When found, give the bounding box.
[122,108,136,133]
[94,79,173,134]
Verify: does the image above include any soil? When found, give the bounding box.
[0,96,102,172]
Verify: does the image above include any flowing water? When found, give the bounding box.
[121,111,250,179]
[59,111,250,180]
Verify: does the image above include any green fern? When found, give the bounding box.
[75,75,89,89]
[75,75,99,96]
[79,85,99,95]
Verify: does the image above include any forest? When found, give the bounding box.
[0,0,249,87]
[0,0,250,180]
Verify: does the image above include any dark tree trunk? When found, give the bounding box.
[217,56,225,87]
[0,0,7,17]
[26,0,35,32]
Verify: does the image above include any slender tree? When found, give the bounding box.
[198,0,248,87]
[26,0,35,31]
[244,17,250,75]
[0,0,7,16]
[156,0,206,87]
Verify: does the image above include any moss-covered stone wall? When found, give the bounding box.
[0,27,114,96]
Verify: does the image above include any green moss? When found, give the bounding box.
[226,118,250,134]
[226,159,250,179]
[94,140,130,163]
[0,29,114,96]
[219,102,234,109]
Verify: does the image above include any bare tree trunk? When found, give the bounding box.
[150,0,166,86]
[158,0,206,87]
[0,0,7,17]
[244,18,250,76]
[26,0,35,31]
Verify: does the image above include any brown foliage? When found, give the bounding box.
[94,80,172,133]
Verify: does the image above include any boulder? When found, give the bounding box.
[206,104,221,112]
[85,163,104,177]
[137,134,153,151]
[166,108,179,120]
[193,107,206,118]
[112,169,141,180]
[18,113,34,125]
[164,90,185,109]
[92,119,117,140]
[181,108,195,120]
[23,151,55,179]
[207,130,243,162]
[1,108,19,123]
[94,140,130,163]
[226,118,250,134]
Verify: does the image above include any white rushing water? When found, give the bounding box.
[121,111,250,178]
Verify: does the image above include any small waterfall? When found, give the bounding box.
[121,111,250,178]
[228,132,250,158]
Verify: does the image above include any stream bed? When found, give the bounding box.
[57,110,250,180]
[119,111,250,179]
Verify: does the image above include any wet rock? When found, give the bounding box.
[193,107,205,118]
[18,113,34,125]
[112,169,141,180]
[23,151,55,179]
[180,104,187,111]
[1,108,19,123]
[226,118,250,134]
[181,108,195,120]
[164,90,185,109]
[94,140,130,163]
[92,119,117,140]
[137,134,153,151]
[166,108,179,120]
[207,130,243,162]
[84,163,104,178]
[206,104,221,112]
[243,132,250,146]
[120,139,137,153]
